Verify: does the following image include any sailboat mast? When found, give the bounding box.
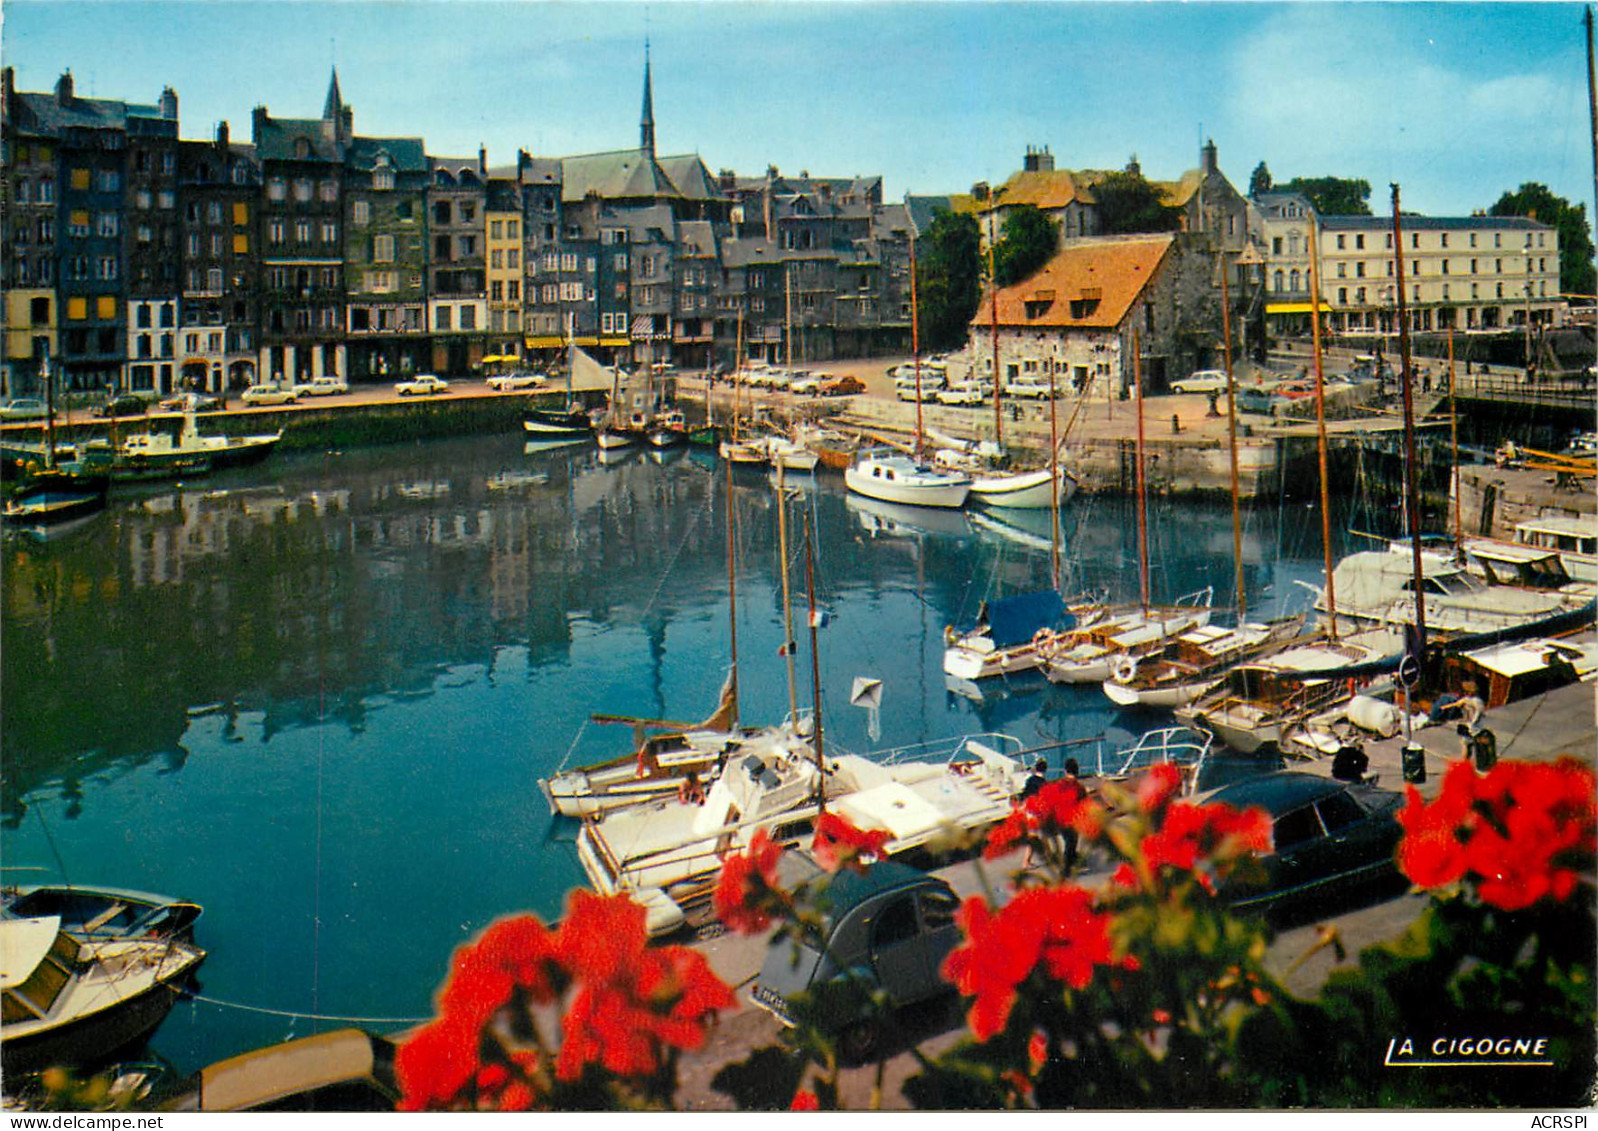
[785,264,793,372]
[1391,184,1428,652]
[987,211,1004,447]
[733,308,744,444]
[565,311,575,412]
[1049,359,1060,591]
[42,352,57,470]
[776,462,798,723]
[1588,7,1597,389]
[1307,218,1338,638]
[1448,325,1462,545]
[724,456,741,729]
[910,229,924,457]
[1220,260,1246,618]
[802,508,826,812]
[1132,329,1150,611]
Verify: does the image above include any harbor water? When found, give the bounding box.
[1,432,1362,1072]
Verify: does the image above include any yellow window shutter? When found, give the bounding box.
[67,297,87,320]
[233,234,249,254]
[233,202,248,225]
[97,296,116,319]
[71,168,90,190]
[71,210,90,226]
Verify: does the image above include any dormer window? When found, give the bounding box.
[294,138,311,159]
[1024,289,1055,319]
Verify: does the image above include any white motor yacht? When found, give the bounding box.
[844,452,970,509]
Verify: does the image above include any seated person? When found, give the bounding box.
[677,771,707,806]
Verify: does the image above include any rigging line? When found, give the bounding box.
[553,716,592,775]
[31,805,72,891]
[181,990,428,1027]
[635,481,710,620]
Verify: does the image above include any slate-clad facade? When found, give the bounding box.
[344,133,430,380]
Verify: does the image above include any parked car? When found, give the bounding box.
[788,372,822,396]
[486,372,547,392]
[821,375,865,396]
[1002,377,1054,399]
[1273,380,1315,400]
[157,392,223,413]
[292,376,350,397]
[1206,772,1404,914]
[936,381,987,406]
[0,398,49,421]
[895,382,938,402]
[96,394,152,418]
[241,384,299,406]
[1171,369,1229,395]
[750,860,962,1058]
[395,375,450,397]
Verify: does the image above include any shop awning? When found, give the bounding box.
[599,336,630,347]
[524,336,563,348]
[1266,302,1331,315]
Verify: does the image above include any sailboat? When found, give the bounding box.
[1039,331,1216,683]
[844,230,970,508]
[524,314,596,441]
[720,311,768,465]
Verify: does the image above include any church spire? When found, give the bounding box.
[639,42,656,157]
[323,66,344,122]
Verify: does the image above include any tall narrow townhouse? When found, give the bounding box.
[176,124,262,392]
[485,175,524,360]
[344,133,431,382]
[513,152,564,352]
[1,68,59,395]
[673,220,718,371]
[253,70,351,385]
[427,155,489,374]
[124,86,181,394]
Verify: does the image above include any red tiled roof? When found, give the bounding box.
[971,236,1174,330]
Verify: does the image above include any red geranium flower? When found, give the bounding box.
[1141,801,1272,890]
[812,812,891,873]
[790,1089,821,1111]
[1024,778,1104,839]
[1398,758,1596,911]
[556,890,650,980]
[1136,764,1185,813]
[397,1018,482,1111]
[941,884,1116,1041]
[982,809,1030,861]
[714,828,786,934]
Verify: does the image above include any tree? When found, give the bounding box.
[1277,175,1372,216]
[1248,161,1273,198]
[1093,170,1183,235]
[1489,182,1595,301]
[914,209,983,353]
[990,205,1058,287]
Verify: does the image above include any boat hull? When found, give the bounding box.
[1102,677,1219,709]
[845,465,970,508]
[596,430,639,450]
[1,973,194,1077]
[942,643,1045,681]
[3,490,106,526]
[969,467,1076,510]
[523,411,594,440]
[205,435,280,470]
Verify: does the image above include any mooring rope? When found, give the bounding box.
[181,990,427,1027]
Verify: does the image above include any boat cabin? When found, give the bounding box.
[1515,515,1598,557]
[1440,639,1595,709]
[1467,544,1577,590]
[1,917,78,1027]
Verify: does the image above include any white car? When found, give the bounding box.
[292,376,350,397]
[936,381,987,406]
[1171,369,1230,395]
[396,375,451,397]
[0,398,49,420]
[788,372,822,396]
[1003,378,1054,399]
[487,372,548,392]
[241,384,299,406]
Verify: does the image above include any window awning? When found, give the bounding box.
[524,336,564,348]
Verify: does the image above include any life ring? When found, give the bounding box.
[1111,655,1138,684]
[1032,628,1055,649]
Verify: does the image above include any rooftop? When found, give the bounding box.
[971,235,1175,331]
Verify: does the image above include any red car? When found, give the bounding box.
[821,375,865,396]
[1273,381,1315,400]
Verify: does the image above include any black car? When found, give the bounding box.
[94,394,150,418]
[750,859,962,1057]
[1206,772,1404,913]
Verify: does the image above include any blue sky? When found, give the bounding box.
[3,2,1591,218]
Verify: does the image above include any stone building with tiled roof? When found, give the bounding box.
[343,129,432,381]
[967,234,1221,398]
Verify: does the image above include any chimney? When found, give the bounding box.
[972,181,990,202]
[1023,145,1055,173]
[718,168,736,191]
[56,70,73,106]
[1202,138,1218,175]
[216,120,229,150]
[160,86,178,121]
[518,148,530,178]
[251,105,268,144]
[479,145,487,176]
[2,67,13,113]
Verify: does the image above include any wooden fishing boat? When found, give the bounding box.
[2,883,201,943]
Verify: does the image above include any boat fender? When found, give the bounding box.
[1347,695,1401,738]
[1111,655,1138,684]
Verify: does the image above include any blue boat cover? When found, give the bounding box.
[977,590,1074,649]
